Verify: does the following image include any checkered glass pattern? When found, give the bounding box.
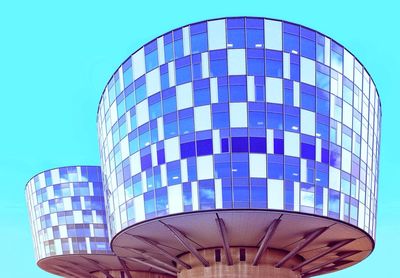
[96,17,381,240]
[25,166,111,260]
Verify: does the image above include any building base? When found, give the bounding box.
[178,248,301,278]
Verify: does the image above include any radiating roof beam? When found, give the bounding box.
[130,235,191,269]
[292,238,355,271]
[252,218,281,266]
[124,256,177,276]
[81,257,114,278]
[161,222,210,267]
[275,226,329,268]
[215,215,233,265]
[120,247,178,273]
[301,250,360,276]
[302,266,338,278]
[117,257,133,278]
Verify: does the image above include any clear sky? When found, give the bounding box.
[0,0,398,276]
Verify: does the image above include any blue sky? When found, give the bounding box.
[0,0,398,276]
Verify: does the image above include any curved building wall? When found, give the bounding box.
[96,17,381,240]
[25,166,111,261]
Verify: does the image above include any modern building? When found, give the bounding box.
[26,17,381,278]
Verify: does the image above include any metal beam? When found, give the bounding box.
[117,257,133,278]
[292,238,355,271]
[52,265,85,278]
[81,257,114,278]
[252,219,281,266]
[275,227,328,268]
[215,215,233,265]
[130,234,191,269]
[302,266,338,278]
[54,260,94,278]
[124,256,177,276]
[162,222,210,267]
[301,250,360,276]
[122,247,179,273]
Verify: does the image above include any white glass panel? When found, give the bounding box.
[250,154,266,178]
[300,109,315,135]
[264,20,282,50]
[168,184,183,213]
[146,67,160,96]
[268,180,283,209]
[329,167,340,190]
[132,48,145,79]
[300,57,315,86]
[197,156,214,180]
[176,82,193,110]
[136,99,149,126]
[208,19,226,50]
[194,105,211,131]
[343,50,354,81]
[228,49,246,75]
[266,77,283,104]
[284,131,299,157]
[164,137,180,162]
[229,103,247,127]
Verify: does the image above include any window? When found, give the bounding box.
[210,50,228,77]
[164,32,174,62]
[199,180,215,209]
[247,49,264,76]
[191,22,208,53]
[145,40,158,72]
[283,23,299,54]
[175,57,192,85]
[266,50,283,78]
[194,79,211,106]
[246,18,264,48]
[227,18,245,48]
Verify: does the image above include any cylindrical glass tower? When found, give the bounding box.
[97,16,381,278]
[26,16,381,278]
[25,166,116,277]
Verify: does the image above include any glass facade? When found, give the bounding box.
[25,166,111,260]
[96,17,381,240]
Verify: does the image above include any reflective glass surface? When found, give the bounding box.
[97,17,381,240]
[25,166,111,260]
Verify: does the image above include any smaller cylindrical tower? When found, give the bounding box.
[25,166,122,277]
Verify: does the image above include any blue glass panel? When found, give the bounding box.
[232,161,249,177]
[167,161,181,185]
[229,76,247,102]
[251,178,267,208]
[246,28,264,48]
[328,189,340,218]
[249,111,265,128]
[247,49,264,76]
[123,67,133,87]
[300,37,315,59]
[194,79,211,106]
[181,141,195,158]
[182,182,192,212]
[218,77,229,102]
[155,187,168,216]
[268,161,283,179]
[233,181,250,208]
[267,112,283,130]
[197,139,213,156]
[227,29,245,48]
[329,144,341,168]
[210,50,228,77]
[199,180,215,209]
[285,163,300,182]
[301,143,315,160]
[232,137,248,152]
[157,148,165,164]
[191,32,208,54]
[284,33,299,53]
[284,181,294,210]
[250,137,266,153]
[180,116,194,134]
[174,29,184,59]
[145,50,158,72]
[144,191,155,219]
